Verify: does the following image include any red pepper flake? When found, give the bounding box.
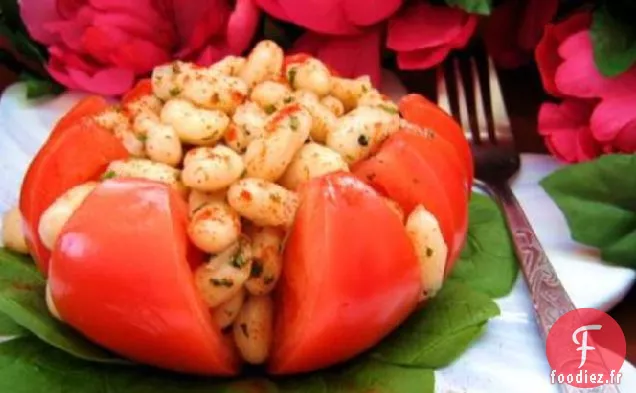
[266,103,301,134]
[240,190,252,202]
[225,125,237,142]
[231,91,245,104]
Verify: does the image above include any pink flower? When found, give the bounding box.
[255,0,402,35]
[538,99,602,163]
[20,0,260,95]
[535,12,636,161]
[387,2,477,70]
[484,0,559,68]
[291,28,383,87]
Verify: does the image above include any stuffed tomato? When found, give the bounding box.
[2,40,471,376]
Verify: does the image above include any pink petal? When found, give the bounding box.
[342,0,402,27]
[57,0,84,19]
[226,0,261,54]
[254,0,289,21]
[590,95,636,144]
[556,31,636,98]
[165,0,228,51]
[277,0,360,35]
[387,2,466,51]
[396,46,451,70]
[66,67,136,95]
[612,122,636,153]
[518,0,558,51]
[449,15,477,48]
[109,39,171,74]
[91,6,172,47]
[20,0,61,45]
[292,28,382,87]
[538,99,601,163]
[195,45,228,66]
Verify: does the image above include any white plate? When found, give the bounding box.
[0,81,635,392]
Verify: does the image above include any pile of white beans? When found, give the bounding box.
[1,40,449,366]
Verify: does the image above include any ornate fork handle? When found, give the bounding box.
[484,182,622,393]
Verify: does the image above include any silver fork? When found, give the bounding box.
[437,55,621,393]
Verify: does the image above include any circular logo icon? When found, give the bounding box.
[546,308,626,388]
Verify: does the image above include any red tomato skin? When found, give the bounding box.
[386,131,469,269]
[268,172,421,375]
[20,121,128,274]
[353,139,457,262]
[49,179,240,376]
[49,96,109,142]
[122,79,152,111]
[399,94,474,186]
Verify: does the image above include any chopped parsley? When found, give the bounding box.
[101,170,117,180]
[283,96,294,104]
[264,104,276,114]
[269,193,282,203]
[263,275,275,285]
[210,278,234,287]
[136,133,147,142]
[250,260,264,278]
[426,247,434,257]
[361,84,369,93]
[169,87,181,97]
[288,68,297,87]
[357,134,369,146]
[230,252,247,269]
[379,104,399,115]
[240,168,247,178]
[289,116,299,131]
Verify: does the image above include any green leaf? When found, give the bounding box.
[371,281,500,369]
[0,312,25,337]
[591,5,636,77]
[540,154,636,267]
[0,249,127,364]
[449,193,519,298]
[0,337,434,393]
[445,0,492,15]
[20,73,64,98]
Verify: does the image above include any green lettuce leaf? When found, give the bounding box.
[450,193,519,298]
[0,249,127,363]
[371,281,500,369]
[540,154,636,267]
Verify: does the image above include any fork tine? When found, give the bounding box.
[486,57,512,143]
[453,58,474,142]
[436,67,452,115]
[470,58,491,144]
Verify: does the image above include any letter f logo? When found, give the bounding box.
[572,325,602,368]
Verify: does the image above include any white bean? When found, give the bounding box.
[210,56,246,76]
[280,142,349,190]
[94,109,145,157]
[2,207,29,254]
[126,95,163,118]
[224,102,267,153]
[227,179,298,227]
[144,121,182,167]
[161,99,229,145]
[194,239,253,308]
[250,81,292,113]
[326,106,399,164]
[239,40,284,87]
[38,183,97,250]
[46,281,62,321]
[188,200,241,254]
[405,205,448,300]
[245,227,284,295]
[294,91,337,143]
[213,287,246,329]
[188,189,227,216]
[330,75,373,111]
[243,104,311,181]
[358,90,400,114]
[182,146,245,192]
[289,58,331,96]
[233,295,274,364]
[321,95,345,117]
[105,159,185,194]
[151,61,197,100]
[181,71,249,114]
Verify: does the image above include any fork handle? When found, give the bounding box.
[486,182,622,393]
